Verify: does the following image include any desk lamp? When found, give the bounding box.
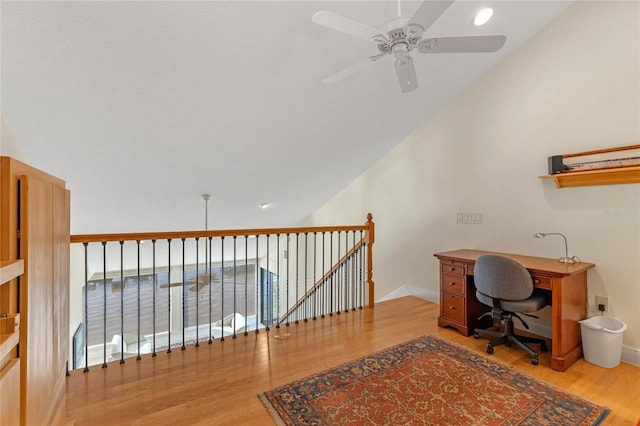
[533,232,578,264]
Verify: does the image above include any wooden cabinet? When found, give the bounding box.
[0,157,70,425]
[435,249,595,371]
[437,259,490,336]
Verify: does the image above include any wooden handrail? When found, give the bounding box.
[71,225,368,244]
[280,239,365,322]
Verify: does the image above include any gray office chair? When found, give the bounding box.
[472,255,549,365]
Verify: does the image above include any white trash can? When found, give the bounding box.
[579,316,627,368]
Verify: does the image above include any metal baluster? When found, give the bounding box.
[321,233,325,319]
[313,233,317,320]
[276,234,280,328]
[119,241,125,363]
[359,231,364,309]
[221,236,226,340]
[329,232,333,316]
[295,233,299,323]
[137,240,142,360]
[304,232,308,322]
[83,242,89,372]
[102,241,107,368]
[233,236,237,339]
[255,235,259,334]
[208,236,213,344]
[181,238,186,350]
[336,232,341,315]
[195,237,200,347]
[265,235,269,331]
[167,239,172,353]
[352,232,356,311]
[152,239,157,356]
[287,234,291,327]
[244,235,249,336]
[344,231,348,313]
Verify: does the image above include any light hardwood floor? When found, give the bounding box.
[65,296,640,425]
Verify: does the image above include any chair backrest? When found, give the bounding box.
[474,255,534,301]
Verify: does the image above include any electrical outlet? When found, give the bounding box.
[596,295,609,312]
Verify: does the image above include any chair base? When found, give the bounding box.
[473,318,548,365]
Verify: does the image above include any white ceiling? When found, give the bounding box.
[1,1,571,234]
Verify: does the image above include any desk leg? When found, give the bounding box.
[550,272,587,371]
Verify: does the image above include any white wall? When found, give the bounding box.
[302,1,640,351]
[0,116,27,161]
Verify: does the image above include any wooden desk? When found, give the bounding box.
[434,249,595,372]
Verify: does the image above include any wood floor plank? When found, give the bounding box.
[65,297,639,425]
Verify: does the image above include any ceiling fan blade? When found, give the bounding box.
[322,57,378,85]
[407,0,454,33]
[159,279,200,289]
[159,282,181,289]
[394,55,418,93]
[312,11,383,42]
[189,283,207,292]
[418,35,507,53]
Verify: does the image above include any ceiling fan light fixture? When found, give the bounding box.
[473,8,494,26]
[392,42,409,61]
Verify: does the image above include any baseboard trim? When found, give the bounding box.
[377,284,439,304]
[622,344,640,367]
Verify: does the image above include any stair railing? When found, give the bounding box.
[69,214,374,371]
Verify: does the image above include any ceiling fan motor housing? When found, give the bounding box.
[376,23,425,55]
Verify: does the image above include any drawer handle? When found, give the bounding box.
[534,279,540,284]
[448,282,456,286]
[449,267,456,272]
[449,306,455,310]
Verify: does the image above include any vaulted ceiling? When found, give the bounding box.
[1,1,571,234]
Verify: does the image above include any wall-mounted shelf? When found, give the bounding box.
[539,166,640,188]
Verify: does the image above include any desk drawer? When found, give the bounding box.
[532,274,552,290]
[441,293,465,324]
[441,274,465,295]
[440,261,465,276]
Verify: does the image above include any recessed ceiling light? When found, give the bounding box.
[258,203,270,209]
[473,8,494,26]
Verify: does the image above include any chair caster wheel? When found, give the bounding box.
[486,344,494,354]
[473,333,479,339]
[531,357,539,366]
[540,343,548,352]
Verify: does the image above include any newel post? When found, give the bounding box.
[365,213,375,307]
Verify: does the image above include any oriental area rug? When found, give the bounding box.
[258,335,609,425]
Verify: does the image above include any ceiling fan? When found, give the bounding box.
[312,0,507,93]
[160,273,222,292]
